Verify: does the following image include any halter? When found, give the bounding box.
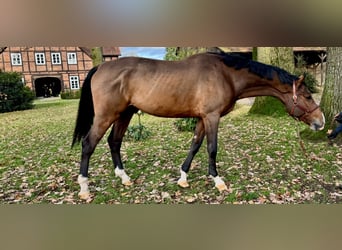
[289,80,320,121]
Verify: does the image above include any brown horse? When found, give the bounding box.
[72,52,325,200]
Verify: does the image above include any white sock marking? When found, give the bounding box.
[78,175,89,195]
[178,169,187,183]
[115,167,131,184]
[211,175,225,187]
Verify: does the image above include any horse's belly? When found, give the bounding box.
[137,102,197,118]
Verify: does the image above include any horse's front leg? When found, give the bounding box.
[203,115,228,192]
[178,119,205,188]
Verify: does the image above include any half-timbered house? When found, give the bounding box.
[0,47,120,97]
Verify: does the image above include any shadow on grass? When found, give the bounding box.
[300,127,342,146]
[33,98,77,110]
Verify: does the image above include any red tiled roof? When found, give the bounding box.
[102,47,121,56]
[79,47,121,58]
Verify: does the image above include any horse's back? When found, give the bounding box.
[90,54,233,118]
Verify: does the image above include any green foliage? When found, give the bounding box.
[126,124,151,141]
[294,54,318,93]
[296,71,319,94]
[174,118,198,132]
[60,90,81,99]
[164,47,208,61]
[0,71,34,113]
[164,47,179,61]
[126,111,151,141]
[91,47,103,67]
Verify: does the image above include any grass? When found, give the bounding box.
[0,98,341,204]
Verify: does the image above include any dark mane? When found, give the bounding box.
[209,51,298,85]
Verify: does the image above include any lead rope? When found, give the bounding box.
[292,80,308,158]
[294,120,308,158]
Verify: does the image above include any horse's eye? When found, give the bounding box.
[305,95,312,100]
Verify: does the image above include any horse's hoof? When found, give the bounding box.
[216,183,228,192]
[122,180,133,186]
[78,191,91,200]
[177,180,190,188]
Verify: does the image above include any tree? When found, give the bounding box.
[0,71,34,113]
[164,47,209,61]
[91,47,103,67]
[320,47,342,126]
[249,47,294,116]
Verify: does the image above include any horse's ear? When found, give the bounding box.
[295,75,304,88]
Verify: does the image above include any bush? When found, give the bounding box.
[60,90,81,99]
[126,124,151,141]
[0,71,34,113]
[174,118,198,132]
[126,111,151,141]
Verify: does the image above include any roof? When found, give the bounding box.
[0,47,7,54]
[0,47,121,58]
[79,47,121,58]
[102,47,121,57]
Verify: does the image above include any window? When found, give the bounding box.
[70,76,80,89]
[67,53,77,64]
[11,53,22,65]
[35,53,46,65]
[51,53,61,64]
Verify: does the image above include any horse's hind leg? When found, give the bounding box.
[108,106,137,186]
[78,116,116,200]
[178,119,205,188]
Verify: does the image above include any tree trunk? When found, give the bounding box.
[320,47,342,125]
[249,47,294,116]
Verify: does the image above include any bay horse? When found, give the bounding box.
[72,52,325,200]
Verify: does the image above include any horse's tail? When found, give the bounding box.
[72,66,98,148]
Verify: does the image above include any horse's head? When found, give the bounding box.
[284,75,325,131]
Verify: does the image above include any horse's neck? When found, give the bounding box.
[236,76,287,102]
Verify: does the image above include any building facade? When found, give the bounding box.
[0,47,120,97]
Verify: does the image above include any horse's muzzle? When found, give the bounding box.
[310,113,325,131]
